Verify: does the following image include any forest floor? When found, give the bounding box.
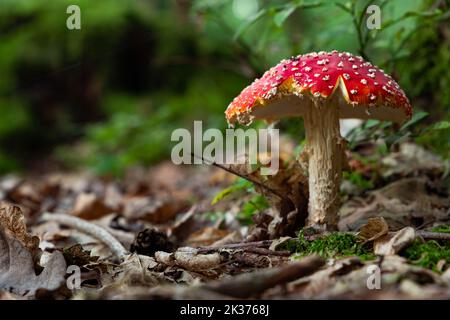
[0,140,449,300]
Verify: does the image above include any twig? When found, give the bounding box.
[41,212,128,260]
[202,255,324,298]
[241,247,291,257]
[417,231,450,241]
[191,152,295,211]
[197,240,273,253]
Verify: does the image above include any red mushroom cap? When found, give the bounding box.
[225,51,412,125]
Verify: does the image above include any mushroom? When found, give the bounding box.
[225,50,412,230]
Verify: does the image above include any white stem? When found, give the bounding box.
[303,102,345,230]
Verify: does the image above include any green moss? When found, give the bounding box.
[401,239,450,272]
[430,225,450,233]
[285,230,376,261]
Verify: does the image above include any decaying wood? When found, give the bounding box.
[203,255,324,298]
[197,240,273,253]
[417,230,450,241]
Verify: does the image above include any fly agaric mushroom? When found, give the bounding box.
[225,51,412,230]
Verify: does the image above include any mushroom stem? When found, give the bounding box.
[303,101,345,230]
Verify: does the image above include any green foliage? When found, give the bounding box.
[202,211,226,222]
[346,112,450,159]
[211,178,253,205]
[343,171,374,192]
[0,0,448,173]
[211,177,268,225]
[286,230,376,260]
[237,194,269,225]
[402,239,450,272]
[431,225,450,233]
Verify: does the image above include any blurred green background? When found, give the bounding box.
[0,0,449,176]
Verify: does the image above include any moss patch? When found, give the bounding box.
[401,239,450,272]
[430,225,450,233]
[284,230,376,261]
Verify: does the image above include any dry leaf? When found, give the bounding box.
[339,177,450,231]
[374,227,416,255]
[0,229,66,296]
[72,193,114,220]
[123,195,188,224]
[184,226,231,247]
[358,217,389,242]
[0,204,40,254]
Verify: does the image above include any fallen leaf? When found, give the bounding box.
[358,217,389,242]
[374,227,416,255]
[0,229,66,296]
[0,204,40,253]
[184,227,231,246]
[123,195,188,224]
[72,193,114,220]
[63,244,99,267]
[339,177,450,231]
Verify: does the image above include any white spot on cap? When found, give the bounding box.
[360,79,367,85]
[350,89,358,94]
[322,67,328,72]
[337,61,344,68]
[304,67,312,72]
[322,75,330,81]
[367,73,375,78]
[343,73,350,80]
[314,73,320,77]
[352,65,358,69]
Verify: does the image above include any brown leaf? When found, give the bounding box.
[123,195,188,224]
[72,193,114,220]
[374,227,416,255]
[63,244,99,267]
[0,204,40,253]
[338,177,450,231]
[184,227,231,247]
[358,217,389,242]
[0,229,66,296]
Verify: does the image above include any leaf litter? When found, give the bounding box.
[0,142,450,300]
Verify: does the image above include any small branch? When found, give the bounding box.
[41,213,128,260]
[202,255,324,298]
[191,152,295,210]
[417,230,450,241]
[197,240,273,253]
[241,247,291,257]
